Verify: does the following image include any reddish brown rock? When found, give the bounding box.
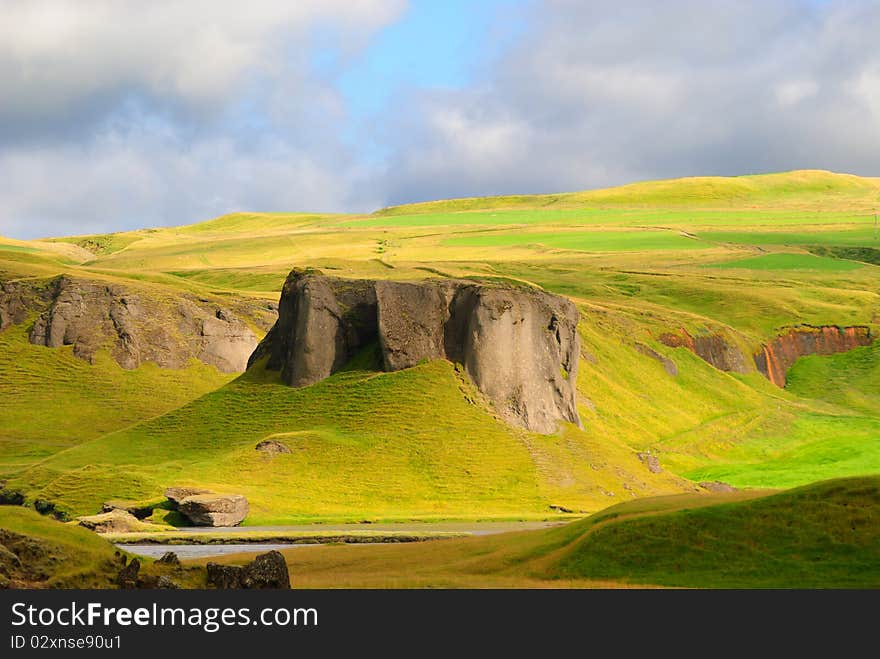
[754,325,873,387]
[659,329,747,373]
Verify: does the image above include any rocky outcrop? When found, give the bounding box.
[255,439,292,455]
[699,481,738,493]
[754,325,873,387]
[250,270,581,434]
[634,343,678,376]
[2,275,273,373]
[77,509,143,534]
[206,550,290,589]
[177,494,249,527]
[636,452,663,474]
[164,487,211,506]
[0,281,51,330]
[659,330,748,373]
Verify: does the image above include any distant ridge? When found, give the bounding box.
[375,170,880,216]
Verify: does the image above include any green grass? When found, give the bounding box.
[235,477,877,588]
[6,353,689,522]
[0,507,120,588]
[786,343,880,415]
[708,253,864,272]
[2,168,880,537]
[0,323,234,476]
[445,229,707,251]
[700,227,880,247]
[554,476,880,588]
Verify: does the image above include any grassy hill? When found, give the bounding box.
[210,476,877,588]
[0,506,121,588]
[1,170,879,524]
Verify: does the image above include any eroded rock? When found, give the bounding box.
[177,494,249,527]
[164,487,212,506]
[754,325,873,387]
[699,481,738,493]
[255,439,292,455]
[659,330,748,373]
[634,343,678,376]
[206,550,290,589]
[1,275,272,373]
[636,452,663,474]
[77,509,143,534]
[117,558,140,589]
[156,552,180,566]
[250,270,581,434]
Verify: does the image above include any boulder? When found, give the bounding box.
[699,481,738,493]
[100,500,154,519]
[177,494,249,527]
[117,558,140,589]
[164,487,212,506]
[255,439,292,455]
[206,550,290,589]
[77,509,143,534]
[156,552,180,566]
[137,574,180,589]
[249,270,581,434]
[636,452,663,474]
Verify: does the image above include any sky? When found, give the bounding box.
[1,0,880,238]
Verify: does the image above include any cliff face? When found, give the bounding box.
[249,270,581,434]
[659,330,748,373]
[1,276,272,373]
[754,325,873,387]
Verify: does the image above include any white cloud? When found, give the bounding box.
[380,0,880,205]
[0,0,403,237]
[0,0,405,115]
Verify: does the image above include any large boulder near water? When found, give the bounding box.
[248,270,581,434]
[177,494,249,527]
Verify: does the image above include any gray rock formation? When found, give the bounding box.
[636,452,663,474]
[177,493,249,527]
[206,550,290,589]
[77,509,143,533]
[699,480,738,493]
[250,270,582,434]
[255,439,292,455]
[164,487,211,506]
[1,275,273,373]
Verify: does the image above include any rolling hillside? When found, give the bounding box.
[1,170,879,523]
[262,476,880,588]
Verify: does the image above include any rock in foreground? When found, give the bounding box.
[249,270,581,434]
[206,550,290,589]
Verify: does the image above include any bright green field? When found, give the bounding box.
[1,170,879,531]
[444,229,707,251]
[553,476,880,588]
[708,253,865,271]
